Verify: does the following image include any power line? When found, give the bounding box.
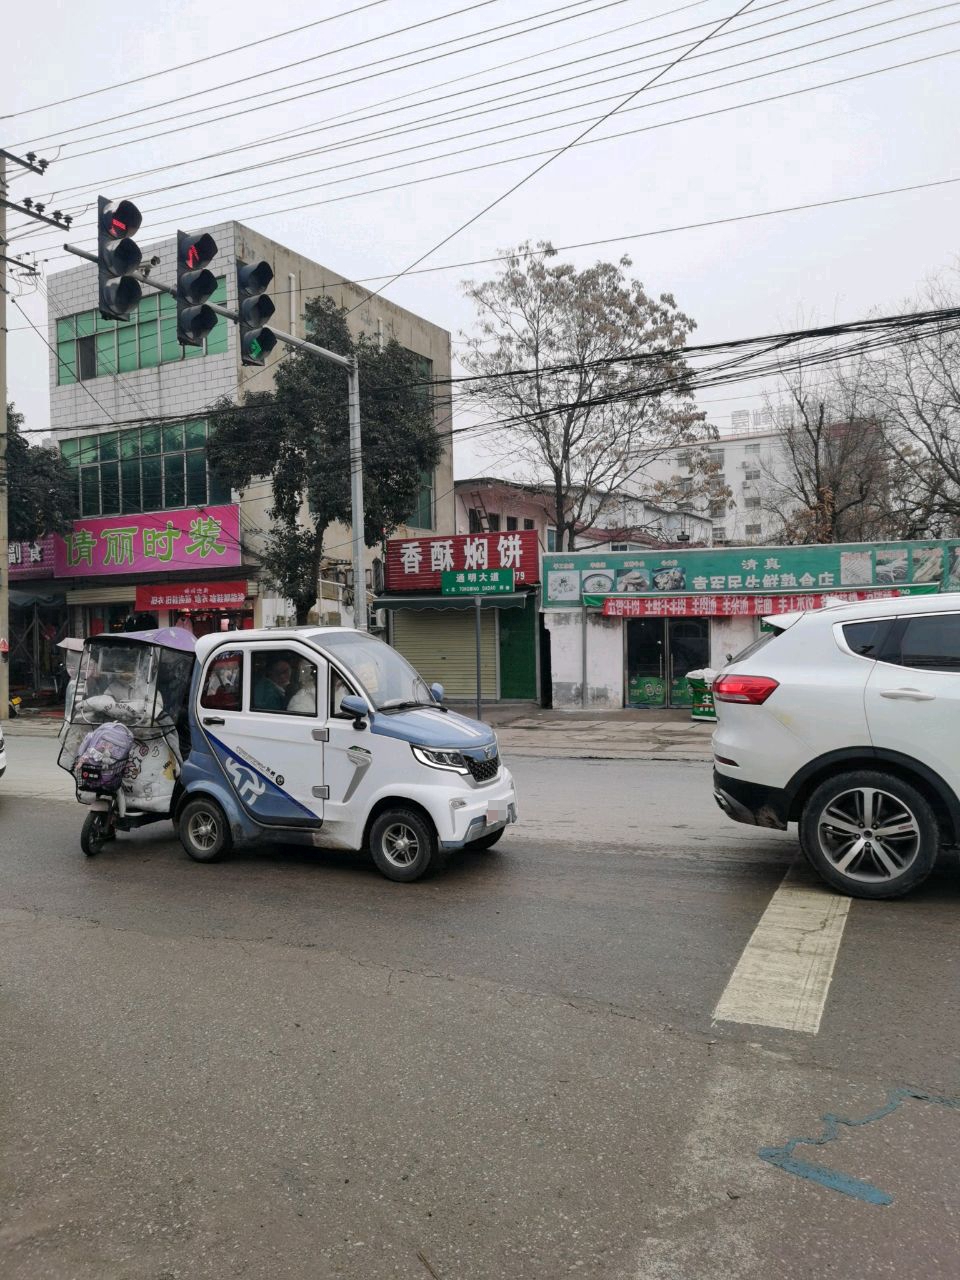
[3,0,427,126]
[20,16,950,261]
[109,0,902,221]
[122,4,958,228]
[26,0,714,168]
[21,0,617,159]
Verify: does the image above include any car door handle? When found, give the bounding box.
[202,716,226,725]
[879,689,936,701]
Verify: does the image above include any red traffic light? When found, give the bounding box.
[99,198,142,240]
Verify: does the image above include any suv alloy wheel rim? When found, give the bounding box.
[382,822,420,868]
[817,786,921,884]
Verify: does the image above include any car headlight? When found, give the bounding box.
[412,745,469,774]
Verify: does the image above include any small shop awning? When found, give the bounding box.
[373,593,529,612]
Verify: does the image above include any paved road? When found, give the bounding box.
[1,735,958,1279]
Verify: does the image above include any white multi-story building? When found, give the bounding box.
[17,221,453,654]
[648,410,801,546]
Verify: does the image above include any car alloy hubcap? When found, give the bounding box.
[189,812,219,852]
[817,786,921,883]
[383,823,420,868]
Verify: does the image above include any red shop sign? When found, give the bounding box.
[599,589,907,618]
[386,530,540,591]
[135,581,248,611]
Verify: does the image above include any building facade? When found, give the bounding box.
[13,222,453,691]
[541,538,960,710]
[454,477,710,551]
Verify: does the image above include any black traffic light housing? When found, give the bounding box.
[176,230,219,347]
[97,196,143,321]
[237,258,277,366]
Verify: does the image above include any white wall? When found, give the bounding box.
[545,611,623,708]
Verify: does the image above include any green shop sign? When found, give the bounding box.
[542,539,960,608]
[441,568,516,596]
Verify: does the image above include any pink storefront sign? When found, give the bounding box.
[52,505,242,578]
[9,535,56,579]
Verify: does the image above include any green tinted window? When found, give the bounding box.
[117,325,138,372]
[206,320,228,355]
[184,419,206,449]
[120,427,140,459]
[98,432,119,462]
[159,314,180,363]
[140,425,160,455]
[60,438,80,466]
[162,422,184,453]
[80,467,100,516]
[100,462,120,515]
[141,455,162,508]
[139,318,159,367]
[76,312,96,338]
[164,453,185,507]
[186,450,207,506]
[121,460,142,514]
[95,330,117,376]
[95,310,116,331]
[56,317,76,342]
[160,290,176,315]
[78,436,99,466]
[57,341,78,384]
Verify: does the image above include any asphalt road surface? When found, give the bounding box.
[1,735,959,1279]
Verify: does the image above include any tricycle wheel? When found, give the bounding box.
[81,811,108,857]
[179,796,231,864]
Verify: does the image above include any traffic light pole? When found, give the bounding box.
[64,242,369,631]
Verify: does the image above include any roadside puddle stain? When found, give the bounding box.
[758,1086,960,1204]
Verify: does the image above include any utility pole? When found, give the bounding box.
[64,238,370,630]
[0,148,64,717]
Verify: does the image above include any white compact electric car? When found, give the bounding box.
[712,592,960,899]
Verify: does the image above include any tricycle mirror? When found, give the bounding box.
[340,695,369,730]
[430,682,445,704]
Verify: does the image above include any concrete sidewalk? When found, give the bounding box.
[9,708,716,764]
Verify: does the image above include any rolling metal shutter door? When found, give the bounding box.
[391,608,498,699]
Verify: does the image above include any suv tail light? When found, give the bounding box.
[713,674,779,705]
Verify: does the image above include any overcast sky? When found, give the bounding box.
[5,0,959,481]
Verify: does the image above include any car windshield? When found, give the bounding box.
[319,631,432,710]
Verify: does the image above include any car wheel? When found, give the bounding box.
[469,827,505,852]
[368,808,439,882]
[800,770,938,899]
[179,797,232,864]
[81,811,107,857]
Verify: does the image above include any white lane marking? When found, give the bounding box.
[713,861,851,1034]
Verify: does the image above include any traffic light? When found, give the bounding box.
[236,258,277,366]
[176,230,219,347]
[97,196,143,321]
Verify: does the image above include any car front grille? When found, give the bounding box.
[465,752,500,783]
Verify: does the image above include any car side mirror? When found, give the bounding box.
[340,695,369,730]
[430,682,445,704]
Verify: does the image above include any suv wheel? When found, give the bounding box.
[800,770,938,899]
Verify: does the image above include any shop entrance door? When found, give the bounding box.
[667,619,710,707]
[625,618,710,708]
[625,618,666,707]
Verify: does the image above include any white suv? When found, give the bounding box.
[712,593,960,899]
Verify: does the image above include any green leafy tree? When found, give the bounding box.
[461,242,706,550]
[208,297,441,623]
[5,402,78,540]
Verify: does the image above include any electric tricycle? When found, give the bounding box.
[58,627,196,856]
